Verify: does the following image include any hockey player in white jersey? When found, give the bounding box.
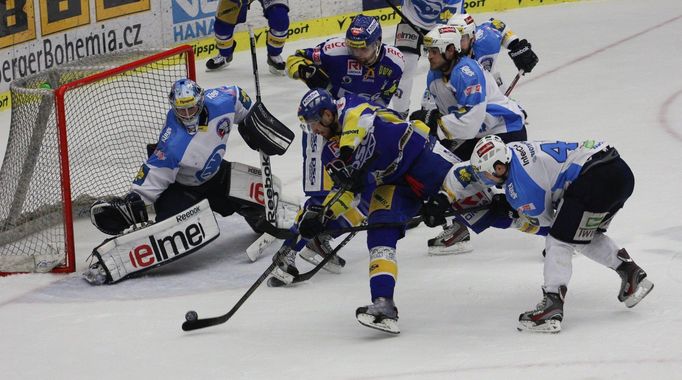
[446,13,538,92]
[85,79,295,284]
[411,24,528,255]
[391,0,466,117]
[470,135,654,333]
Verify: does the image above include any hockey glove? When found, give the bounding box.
[421,193,451,228]
[409,109,442,135]
[298,64,332,91]
[489,193,519,219]
[90,192,148,235]
[325,158,355,189]
[297,205,328,239]
[508,39,538,73]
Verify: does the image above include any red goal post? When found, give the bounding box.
[0,45,196,275]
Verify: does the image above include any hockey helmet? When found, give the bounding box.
[346,15,382,65]
[423,24,463,55]
[297,88,337,125]
[169,78,204,133]
[470,135,511,185]
[447,14,477,40]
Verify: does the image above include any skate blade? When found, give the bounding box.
[356,313,400,334]
[267,276,293,288]
[299,250,343,274]
[517,319,561,333]
[428,241,474,256]
[624,279,654,308]
[268,65,286,76]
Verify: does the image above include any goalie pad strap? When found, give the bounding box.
[238,101,295,156]
[90,199,219,284]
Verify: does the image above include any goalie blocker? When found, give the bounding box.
[84,200,220,284]
[238,100,295,156]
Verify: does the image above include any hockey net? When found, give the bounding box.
[0,45,196,275]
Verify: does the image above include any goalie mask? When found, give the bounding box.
[169,78,204,134]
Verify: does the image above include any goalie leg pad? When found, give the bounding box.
[85,199,219,284]
[227,161,300,228]
[238,101,295,156]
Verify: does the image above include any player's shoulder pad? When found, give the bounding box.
[474,26,503,56]
[452,57,485,85]
[381,44,405,68]
[151,113,190,168]
[321,37,349,57]
[485,18,507,33]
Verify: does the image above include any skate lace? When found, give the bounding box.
[434,224,457,240]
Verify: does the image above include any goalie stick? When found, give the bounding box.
[182,186,352,331]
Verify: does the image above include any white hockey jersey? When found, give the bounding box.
[131,85,253,204]
[401,0,466,30]
[503,140,611,227]
[427,56,525,141]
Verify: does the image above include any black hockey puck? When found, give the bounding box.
[185,310,198,322]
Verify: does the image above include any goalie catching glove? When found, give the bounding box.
[90,192,148,235]
[238,101,295,156]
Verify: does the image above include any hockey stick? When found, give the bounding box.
[261,203,491,241]
[287,228,360,284]
[182,186,352,331]
[247,23,279,261]
[504,69,524,97]
[383,0,425,38]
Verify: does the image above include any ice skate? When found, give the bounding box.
[205,54,233,71]
[615,249,654,308]
[517,286,566,333]
[356,297,400,334]
[427,220,473,255]
[267,55,286,76]
[82,262,108,285]
[299,234,346,274]
[268,246,298,287]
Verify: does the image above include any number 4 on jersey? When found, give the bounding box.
[540,141,578,163]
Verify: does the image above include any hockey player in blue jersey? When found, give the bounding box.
[206,0,290,75]
[470,135,654,333]
[267,93,370,286]
[392,0,466,117]
[446,13,538,92]
[85,79,295,284]
[292,88,488,333]
[285,14,405,107]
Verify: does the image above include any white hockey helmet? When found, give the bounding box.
[447,14,476,40]
[423,24,462,55]
[169,78,204,133]
[470,135,511,180]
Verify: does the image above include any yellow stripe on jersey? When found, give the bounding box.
[324,190,356,219]
[340,207,365,227]
[340,103,376,150]
[410,119,430,137]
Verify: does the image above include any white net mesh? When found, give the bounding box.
[0,48,193,273]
